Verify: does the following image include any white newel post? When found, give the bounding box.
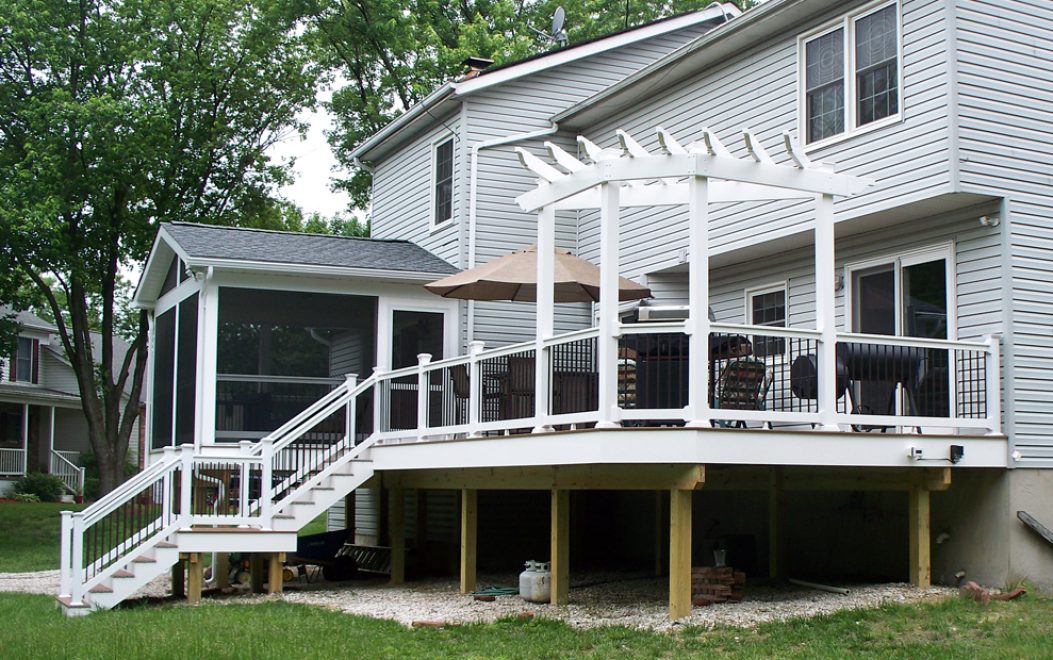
[534,205,556,433]
[686,175,712,427]
[260,438,274,525]
[70,513,85,604]
[814,193,839,431]
[373,366,385,435]
[597,182,621,428]
[468,341,485,436]
[59,511,72,598]
[985,334,1002,436]
[179,444,194,524]
[417,353,432,441]
[238,441,253,516]
[161,446,176,525]
[344,374,358,444]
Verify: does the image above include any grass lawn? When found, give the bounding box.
[0,502,87,572]
[0,590,1049,659]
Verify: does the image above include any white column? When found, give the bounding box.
[814,193,839,431]
[416,353,432,440]
[22,403,29,475]
[596,182,621,429]
[686,176,712,427]
[533,206,555,433]
[49,405,56,454]
[468,341,485,437]
[985,334,1002,437]
[195,270,218,447]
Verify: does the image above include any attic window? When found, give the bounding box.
[801,1,901,146]
[13,337,37,383]
[432,138,454,228]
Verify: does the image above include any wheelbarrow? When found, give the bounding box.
[289,530,359,581]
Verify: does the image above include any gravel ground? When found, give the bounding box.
[2,568,954,631]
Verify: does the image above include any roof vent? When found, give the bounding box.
[461,56,494,80]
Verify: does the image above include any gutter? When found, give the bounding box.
[184,257,455,284]
[351,83,457,163]
[466,124,560,344]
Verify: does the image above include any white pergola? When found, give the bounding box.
[515,127,873,432]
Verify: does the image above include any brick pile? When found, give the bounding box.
[692,566,746,606]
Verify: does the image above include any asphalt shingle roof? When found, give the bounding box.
[162,222,459,275]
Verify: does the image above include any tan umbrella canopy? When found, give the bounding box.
[425,244,652,303]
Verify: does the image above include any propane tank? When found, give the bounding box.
[519,561,538,601]
[528,561,551,603]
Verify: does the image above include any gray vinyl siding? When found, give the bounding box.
[576,0,955,283]
[41,351,79,395]
[956,0,1053,465]
[464,27,719,348]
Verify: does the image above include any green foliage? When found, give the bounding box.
[0,0,321,494]
[79,453,138,501]
[11,492,41,504]
[310,0,754,210]
[11,473,65,503]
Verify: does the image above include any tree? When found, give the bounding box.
[308,0,753,210]
[0,0,320,494]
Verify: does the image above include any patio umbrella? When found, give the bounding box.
[425,244,651,303]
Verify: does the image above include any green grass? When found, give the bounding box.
[0,591,1050,659]
[298,511,328,537]
[0,502,87,572]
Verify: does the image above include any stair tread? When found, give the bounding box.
[273,514,295,520]
[180,527,292,534]
[89,584,113,594]
[112,569,135,578]
[155,541,177,549]
[292,501,316,506]
[56,595,89,608]
[132,556,156,563]
[311,486,335,491]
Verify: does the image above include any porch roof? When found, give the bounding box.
[0,383,82,408]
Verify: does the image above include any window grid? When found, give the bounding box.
[749,289,786,359]
[433,139,453,227]
[15,337,33,383]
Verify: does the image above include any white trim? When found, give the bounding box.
[378,300,459,371]
[798,0,903,150]
[430,136,455,231]
[182,258,450,284]
[744,281,789,359]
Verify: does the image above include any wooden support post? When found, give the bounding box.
[389,487,405,585]
[669,489,692,620]
[909,487,931,588]
[460,489,478,594]
[654,491,666,577]
[769,468,783,579]
[171,559,185,598]
[268,552,285,594]
[215,552,229,589]
[187,553,203,605]
[250,553,265,594]
[551,489,570,605]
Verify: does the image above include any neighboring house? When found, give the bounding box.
[0,308,140,496]
[59,0,1053,618]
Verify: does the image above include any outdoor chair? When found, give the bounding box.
[712,358,773,429]
[500,355,537,421]
[450,364,500,425]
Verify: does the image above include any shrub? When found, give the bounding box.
[78,453,139,501]
[12,492,41,503]
[12,473,66,502]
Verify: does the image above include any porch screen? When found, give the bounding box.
[215,288,377,441]
[150,293,199,450]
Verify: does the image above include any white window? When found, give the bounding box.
[13,337,35,383]
[800,1,901,145]
[746,284,787,359]
[432,138,454,227]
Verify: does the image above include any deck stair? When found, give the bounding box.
[57,375,378,616]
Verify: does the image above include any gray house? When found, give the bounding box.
[60,0,1053,618]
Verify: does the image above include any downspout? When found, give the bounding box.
[466,123,559,343]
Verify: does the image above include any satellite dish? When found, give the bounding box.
[551,7,565,35]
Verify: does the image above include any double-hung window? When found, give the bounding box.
[746,285,787,359]
[432,138,454,228]
[12,337,36,383]
[802,1,900,145]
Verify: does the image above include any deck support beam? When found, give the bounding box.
[669,489,693,620]
[551,489,570,605]
[186,553,203,605]
[909,487,931,588]
[460,489,478,594]
[267,552,285,594]
[389,487,405,585]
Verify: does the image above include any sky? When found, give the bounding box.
[269,100,351,219]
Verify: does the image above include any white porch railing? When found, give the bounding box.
[49,450,86,495]
[368,324,1001,444]
[0,448,25,476]
[59,373,380,608]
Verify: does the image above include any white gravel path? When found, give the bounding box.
[2,568,955,631]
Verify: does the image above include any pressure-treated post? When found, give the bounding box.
[534,205,556,433]
[669,489,693,620]
[468,341,485,436]
[187,553,203,605]
[268,552,285,594]
[597,182,621,428]
[551,489,570,605]
[909,486,931,588]
[686,175,712,427]
[389,487,405,585]
[460,489,478,594]
[814,193,839,430]
[985,334,1002,436]
[416,353,432,440]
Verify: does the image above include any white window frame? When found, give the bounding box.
[744,282,789,360]
[430,136,455,230]
[14,337,36,384]
[798,0,903,150]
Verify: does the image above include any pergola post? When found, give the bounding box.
[686,175,712,427]
[534,205,556,433]
[814,193,839,431]
[596,182,621,429]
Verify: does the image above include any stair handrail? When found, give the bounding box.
[254,374,359,451]
[49,449,86,495]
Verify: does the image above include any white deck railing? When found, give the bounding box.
[368,324,1001,444]
[0,448,25,476]
[49,450,86,495]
